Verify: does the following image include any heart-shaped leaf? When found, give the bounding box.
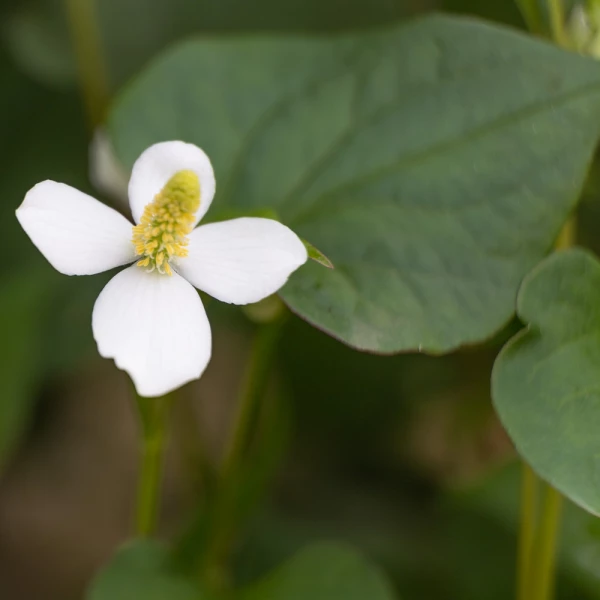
[109,15,600,353]
[238,542,397,600]
[492,248,600,515]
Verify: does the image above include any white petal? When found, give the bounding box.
[176,217,308,305]
[89,128,130,205]
[92,265,211,397]
[128,141,216,226]
[16,181,135,276]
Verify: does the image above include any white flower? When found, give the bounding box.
[16,141,308,397]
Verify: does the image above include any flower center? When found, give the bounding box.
[132,170,200,276]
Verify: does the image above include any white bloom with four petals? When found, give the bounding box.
[16,141,307,397]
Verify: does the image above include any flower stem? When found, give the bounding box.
[134,392,172,537]
[63,0,110,128]
[518,462,539,600]
[201,316,287,587]
[532,484,563,600]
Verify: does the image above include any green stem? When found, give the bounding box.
[202,317,286,586]
[515,0,546,35]
[63,0,110,128]
[556,216,576,250]
[518,462,539,600]
[176,396,215,499]
[519,217,574,598]
[548,0,568,47]
[134,393,172,537]
[532,485,563,600]
[221,320,284,477]
[515,7,569,600]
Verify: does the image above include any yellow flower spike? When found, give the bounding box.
[131,169,201,275]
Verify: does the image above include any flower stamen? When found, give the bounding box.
[132,170,200,275]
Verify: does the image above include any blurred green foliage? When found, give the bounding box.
[88,540,209,600]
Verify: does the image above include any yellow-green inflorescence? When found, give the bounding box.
[132,170,200,276]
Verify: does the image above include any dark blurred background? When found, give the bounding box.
[3,1,600,599]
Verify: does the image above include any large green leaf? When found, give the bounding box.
[109,15,600,353]
[492,248,600,515]
[87,540,208,600]
[239,542,397,600]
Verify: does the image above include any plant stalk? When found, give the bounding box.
[201,316,286,586]
[515,3,571,599]
[556,217,576,250]
[134,393,172,537]
[518,216,575,598]
[220,320,285,478]
[63,0,110,128]
[518,462,539,600]
[532,485,563,600]
[548,0,569,47]
[515,0,546,35]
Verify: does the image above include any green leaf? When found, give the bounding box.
[492,248,600,516]
[110,15,600,353]
[87,540,207,600]
[239,542,397,600]
[302,240,334,269]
